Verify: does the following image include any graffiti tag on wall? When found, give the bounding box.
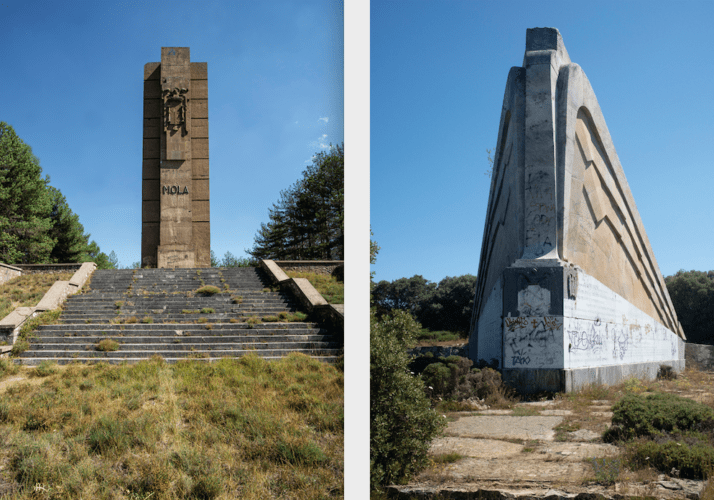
[504,316,562,368]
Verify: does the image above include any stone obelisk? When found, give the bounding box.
[141,47,210,268]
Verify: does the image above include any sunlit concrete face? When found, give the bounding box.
[469,28,684,393]
[141,48,210,268]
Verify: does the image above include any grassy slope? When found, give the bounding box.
[0,273,74,321]
[285,271,344,305]
[0,355,343,499]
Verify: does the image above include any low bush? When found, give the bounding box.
[412,353,512,406]
[200,308,215,314]
[626,439,714,480]
[195,286,220,296]
[96,339,119,352]
[604,393,714,442]
[32,361,58,377]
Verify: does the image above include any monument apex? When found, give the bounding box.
[142,47,210,268]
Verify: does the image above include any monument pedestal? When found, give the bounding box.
[157,245,195,269]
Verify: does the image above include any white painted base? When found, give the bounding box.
[563,270,682,369]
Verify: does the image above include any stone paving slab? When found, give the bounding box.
[445,415,564,441]
[430,437,523,459]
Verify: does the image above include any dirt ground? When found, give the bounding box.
[388,366,714,500]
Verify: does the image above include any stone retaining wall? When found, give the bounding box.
[0,263,22,286]
[274,261,343,278]
[14,263,85,275]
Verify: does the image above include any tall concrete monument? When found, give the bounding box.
[142,47,210,268]
[470,28,684,392]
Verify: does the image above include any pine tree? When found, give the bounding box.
[247,144,344,260]
[0,122,55,264]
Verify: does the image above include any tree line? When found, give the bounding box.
[371,274,478,334]
[665,270,714,345]
[247,144,343,261]
[0,122,116,268]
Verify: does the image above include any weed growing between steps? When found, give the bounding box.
[284,271,344,304]
[0,273,74,320]
[95,339,119,352]
[195,286,220,296]
[0,355,343,498]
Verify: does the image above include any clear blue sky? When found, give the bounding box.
[0,0,343,268]
[371,0,714,284]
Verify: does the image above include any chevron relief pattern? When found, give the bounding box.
[573,113,677,332]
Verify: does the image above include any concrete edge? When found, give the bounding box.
[69,262,97,288]
[503,359,686,394]
[35,281,73,312]
[0,262,22,272]
[259,259,343,333]
[260,259,290,284]
[0,262,97,346]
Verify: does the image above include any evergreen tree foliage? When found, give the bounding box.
[0,122,55,263]
[247,144,343,260]
[0,122,115,267]
[370,308,446,488]
[665,270,714,345]
[372,274,478,333]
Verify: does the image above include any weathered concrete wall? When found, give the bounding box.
[685,343,714,372]
[0,263,22,285]
[14,263,83,275]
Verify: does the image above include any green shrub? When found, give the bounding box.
[0,358,19,378]
[33,360,58,377]
[626,439,714,479]
[196,286,220,296]
[200,308,215,314]
[370,309,445,489]
[415,354,508,404]
[96,339,119,352]
[604,393,714,442]
[141,316,153,324]
[11,340,29,356]
[263,315,279,322]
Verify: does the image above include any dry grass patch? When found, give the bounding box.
[0,272,73,320]
[0,354,343,498]
[285,271,344,304]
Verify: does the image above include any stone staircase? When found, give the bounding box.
[16,267,342,364]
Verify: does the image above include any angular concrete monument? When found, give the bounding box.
[142,47,210,268]
[470,28,685,392]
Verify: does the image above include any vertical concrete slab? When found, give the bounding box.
[142,48,210,268]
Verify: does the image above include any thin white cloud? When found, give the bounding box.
[310,134,330,150]
[318,116,329,123]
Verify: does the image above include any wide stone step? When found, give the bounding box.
[22,340,340,351]
[38,323,321,331]
[18,347,342,359]
[25,334,336,344]
[17,355,342,365]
